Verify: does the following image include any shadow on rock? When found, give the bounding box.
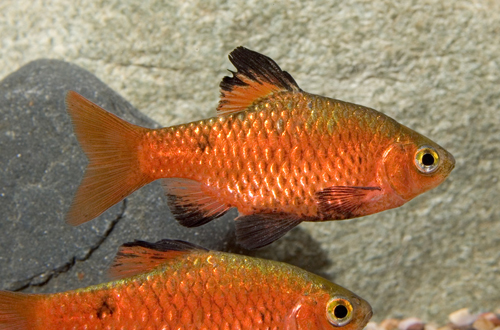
[233,226,332,279]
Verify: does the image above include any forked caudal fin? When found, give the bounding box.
[0,291,39,330]
[65,91,152,226]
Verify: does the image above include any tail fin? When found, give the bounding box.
[66,91,152,225]
[0,291,38,330]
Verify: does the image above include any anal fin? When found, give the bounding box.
[162,178,230,227]
[235,213,302,249]
[315,186,381,218]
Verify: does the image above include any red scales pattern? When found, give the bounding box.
[0,240,373,329]
[141,91,402,219]
[34,252,332,329]
[64,46,454,248]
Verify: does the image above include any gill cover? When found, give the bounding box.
[383,142,454,201]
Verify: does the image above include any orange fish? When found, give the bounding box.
[65,47,455,249]
[0,239,372,329]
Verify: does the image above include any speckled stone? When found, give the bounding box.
[0,60,238,294]
[0,0,499,323]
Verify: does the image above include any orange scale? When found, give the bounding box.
[221,306,234,324]
[191,280,204,299]
[165,306,177,322]
[199,299,213,318]
[211,290,226,311]
[241,314,254,329]
[236,130,246,142]
[186,293,200,314]
[172,293,185,310]
[263,147,272,161]
[276,175,286,189]
[257,161,266,175]
[215,159,224,170]
[233,307,247,326]
[256,130,268,141]
[180,308,193,325]
[252,119,262,131]
[151,308,163,324]
[209,305,222,325]
[227,291,241,311]
[242,119,252,132]
[165,277,177,296]
[280,164,290,179]
[241,146,250,160]
[230,319,243,330]
[264,118,273,131]
[231,118,242,132]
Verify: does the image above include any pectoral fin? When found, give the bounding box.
[315,186,381,218]
[235,213,302,249]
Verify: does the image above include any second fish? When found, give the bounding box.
[65,47,455,249]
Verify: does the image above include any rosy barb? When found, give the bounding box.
[65,47,455,248]
[0,239,372,329]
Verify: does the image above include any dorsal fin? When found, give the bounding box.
[109,239,207,279]
[217,47,301,115]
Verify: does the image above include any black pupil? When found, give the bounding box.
[334,304,348,319]
[422,153,435,166]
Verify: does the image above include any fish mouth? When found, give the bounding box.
[359,310,373,329]
[438,146,455,173]
[449,152,456,171]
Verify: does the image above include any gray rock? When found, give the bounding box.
[1,0,500,323]
[0,59,332,296]
[0,60,241,293]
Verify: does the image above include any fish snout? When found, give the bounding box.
[448,151,456,170]
[360,310,374,329]
[440,147,456,174]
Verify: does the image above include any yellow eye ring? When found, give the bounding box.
[415,146,440,174]
[326,296,353,327]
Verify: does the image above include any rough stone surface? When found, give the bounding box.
[0,60,238,294]
[1,0,499,323]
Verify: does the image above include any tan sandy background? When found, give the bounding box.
[1,0,499,323]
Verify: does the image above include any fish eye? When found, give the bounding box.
[415,146,440,174]
[326,296,353,327]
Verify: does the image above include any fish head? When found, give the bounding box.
[382,136,455,202]
[285,276,373,330]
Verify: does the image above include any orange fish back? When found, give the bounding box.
[33,251,321,328]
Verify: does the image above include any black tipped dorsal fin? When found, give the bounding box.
[218,47,301,115]
[109,239,207,279]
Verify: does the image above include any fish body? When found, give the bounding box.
[66,47,455,248]
[142,92,442,219]
[0,240,372,329]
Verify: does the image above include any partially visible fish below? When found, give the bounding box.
[0,239,372,329]
[65,47,455,249]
